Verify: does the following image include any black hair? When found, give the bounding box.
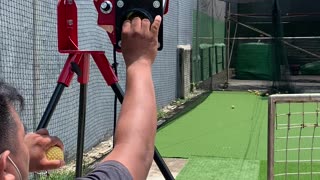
[0,80,24,154]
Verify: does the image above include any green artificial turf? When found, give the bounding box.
[156,91,320,179]
[156,91,268,160]
[176,157,260,180]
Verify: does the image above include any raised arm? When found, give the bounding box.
[102,15,162,180]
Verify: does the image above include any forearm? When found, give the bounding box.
[115,63,157,153]
[102,15,162,180]
[103,62,157,179]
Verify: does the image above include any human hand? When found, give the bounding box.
[24,129,65,172]
[121,15,162,68]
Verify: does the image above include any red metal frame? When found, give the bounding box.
[57,0,118,86]
[164,0,170,14]
[93,0,117,45]
[57,0,78,51]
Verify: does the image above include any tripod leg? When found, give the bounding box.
[75,54,90,177]
[92,53,124,103]
[111,83,124,103]
[75,84,88,177]
[154,147,175,180]
[36,84,65,130]
[36,53,82,130]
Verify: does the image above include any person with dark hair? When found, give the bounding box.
[0,81,65,179]
[0,15,162,180]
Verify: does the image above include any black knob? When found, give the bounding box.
[100,1,113,14]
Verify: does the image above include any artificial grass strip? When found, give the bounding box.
[156,91,268,160]
[259,160,320,180]
[176,157,260,180]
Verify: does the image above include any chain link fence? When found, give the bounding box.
[0,0,193,161]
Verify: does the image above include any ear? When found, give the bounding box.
[0,150,10,178]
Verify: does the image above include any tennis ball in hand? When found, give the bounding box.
[46,146,64,161]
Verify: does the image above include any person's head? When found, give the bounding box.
[0,80,29,179]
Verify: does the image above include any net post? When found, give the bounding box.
[268,96,276,180]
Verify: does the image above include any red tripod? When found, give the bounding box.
[36,0,174,179]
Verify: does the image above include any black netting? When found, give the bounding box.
[223,0,320,93]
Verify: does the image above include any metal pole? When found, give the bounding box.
[267,97,275,180]
[195,0,200,82]
[112,47,118,147]
[210,0,215,91]
[226,2,231,84]
[227,23,238,79]
[75,84,87,177]
[111,83,124,104]
[36,84,65,130]
[154,147,175,180]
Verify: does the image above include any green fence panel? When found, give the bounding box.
[200,44,213,80]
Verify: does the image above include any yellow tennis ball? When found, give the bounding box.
[46,146,64,161]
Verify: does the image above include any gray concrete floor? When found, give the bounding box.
[147,158,188,180]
